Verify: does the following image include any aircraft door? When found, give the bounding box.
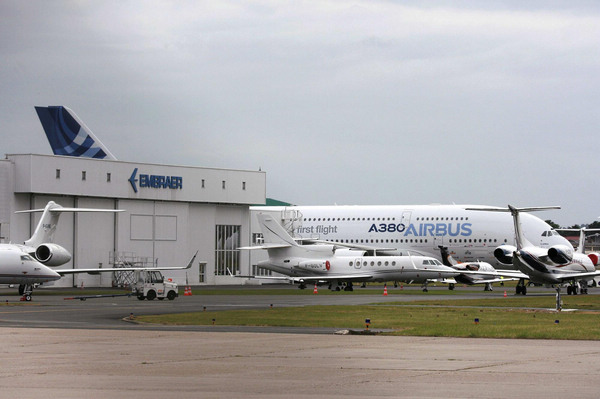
[400,211,412,232]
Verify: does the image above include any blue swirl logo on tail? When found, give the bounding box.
[35,106,116,160]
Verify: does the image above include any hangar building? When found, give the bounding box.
[0,153,266,287]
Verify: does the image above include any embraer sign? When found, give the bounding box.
[128,168,183,193]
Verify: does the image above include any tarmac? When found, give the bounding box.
[1,285,600,398]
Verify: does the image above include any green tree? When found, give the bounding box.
[545,220,560,229]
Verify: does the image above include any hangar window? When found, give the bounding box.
[242,182,246,190]
[222,181,226,189]
[215,225,240,276]
[81,171,86,181]
[252,233,263,245]
[56,169,60,179]
[106,173,111,182]
[202,179,205,188]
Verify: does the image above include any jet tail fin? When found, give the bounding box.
[17,201,123,247]
[35,106,117,160]
[465,205,560,250]
[438,246,458,266]
[256,213,298,248]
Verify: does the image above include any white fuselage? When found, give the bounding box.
[259,253,460,283]
[252,205,571,267]
[0,245,61,284]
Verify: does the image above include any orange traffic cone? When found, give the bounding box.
[188,286,192,296]
[184,286,192,296]
[313,284,318,294]
[383,284,388,296]
[503,290,507,298]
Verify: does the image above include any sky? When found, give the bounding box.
[1,1,599,227]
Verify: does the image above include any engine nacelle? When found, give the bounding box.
[35,243,72,266]
[547,245,573,265]
[588,253,600,267]
[493,245,517,265]
[297,260,330,272]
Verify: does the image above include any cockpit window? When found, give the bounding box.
[543,230,559,237]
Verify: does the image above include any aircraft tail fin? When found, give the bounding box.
[17,201,123,247]
[256,213,298,248]
[34,106,117,160]
[556,228,600,254]
[438,246,458,266]
[466,205,560,250]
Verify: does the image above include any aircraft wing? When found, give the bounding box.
[457,269,529,279]
[553,271,600,282]
[236,274,374,283]
[57,251,198,275]
[239,243,292,250]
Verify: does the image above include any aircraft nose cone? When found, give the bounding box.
[43,266,61,281]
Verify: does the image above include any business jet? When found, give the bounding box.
[468,206,600,310]
[243,213,462,291]
[1,201,195,300]
[251,204,571,268]
[437,246,525,291]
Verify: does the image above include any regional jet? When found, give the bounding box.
[1,201,195,300]
[243,213,462,291]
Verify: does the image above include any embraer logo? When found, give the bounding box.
[129,168,183,193]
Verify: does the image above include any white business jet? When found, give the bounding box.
[244,213,462,291]
[1,201,196,300]
[437,246,525,291]
[468,205,600,310]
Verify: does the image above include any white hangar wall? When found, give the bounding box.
[3,154,266,287]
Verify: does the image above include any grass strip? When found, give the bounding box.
[137,303,600,340]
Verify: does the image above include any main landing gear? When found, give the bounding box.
[515,279,527,295]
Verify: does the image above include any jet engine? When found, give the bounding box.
[493,245,517,265]
[34,243,72,266]
[588,253,599,266]
[547,245,573,264]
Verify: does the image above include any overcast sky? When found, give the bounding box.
[2,1,599,226]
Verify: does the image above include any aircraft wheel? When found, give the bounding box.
[24,295,32,302]
[18,285,25,295]
[448,283,455,291]
[167,290,177,300]
[567,286,572,295]
[521,286,527,295]
[146,290,157,301]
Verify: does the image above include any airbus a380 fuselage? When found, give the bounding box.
[251,205,570,268]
